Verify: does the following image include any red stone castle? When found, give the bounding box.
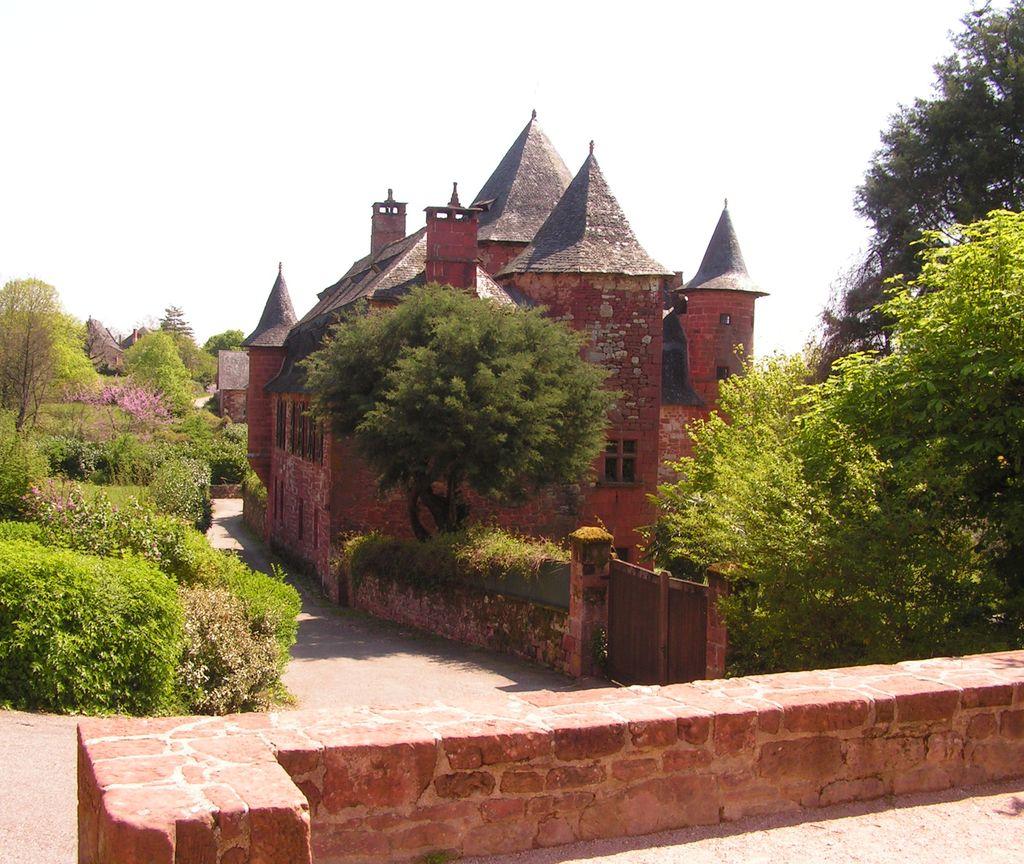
[244,113,765,578]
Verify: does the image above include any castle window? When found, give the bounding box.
[717,366,731,380]
[720,313,732,325]
[275,398,286,449]
[298,499,304,540]
[289,402,298,452]
[602,438,637,484]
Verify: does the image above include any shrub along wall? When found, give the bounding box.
[336,530,572,672]
[78,650,1024,864]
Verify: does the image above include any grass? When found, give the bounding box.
[79,482,152,507]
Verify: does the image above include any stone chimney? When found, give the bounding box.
[424,182,480,289]
[370,189,407,257]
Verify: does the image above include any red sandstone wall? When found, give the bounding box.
[348,569,570,672]
[219,389,247,423]
[268,396,332,576]
[658,403,709,482]
[246,347,286,487]
[509,272,664,555]
[78,650,1024,864]
[679,290,756,405]
[478,241,525,275]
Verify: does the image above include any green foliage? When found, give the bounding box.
[0,538,182,714]
[344,526,566,592]
[123,331,193,415]
[177,586,280,714]
[649,355,1002,675]
[0,521,42,542]
[241,469,268,505]
[203,329,245,355]
[170,331,217,387]
[307,285,613,537]
[820,2,1024,370]
[151,457,212,531]
[0,278,97,428]
[0,412,47,518]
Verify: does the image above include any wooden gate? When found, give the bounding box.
[607,559,708,685]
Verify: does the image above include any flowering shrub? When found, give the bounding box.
[68,381,171,433]
[177,586,280,714]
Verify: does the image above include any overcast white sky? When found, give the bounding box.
[0,1,981,353]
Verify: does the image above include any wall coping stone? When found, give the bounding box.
[78,650,1024,863]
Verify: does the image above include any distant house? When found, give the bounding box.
[85,318,123,373]
[120,326,150,349]
[216,350,249,422]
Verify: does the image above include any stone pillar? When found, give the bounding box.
[566,527,612,678]
[705,564,730,679]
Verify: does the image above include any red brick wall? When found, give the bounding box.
[478,240,525,275]
[425,208,478,289]
[348,569,570,672]
[658,403,709,482]
[78,650,1024,864]
[679,290,757,405]
[508,272,664,556]
[218,388,247,423]
[267,396,332,576]
[246,347,286,487]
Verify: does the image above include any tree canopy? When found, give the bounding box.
[651,210,1024,675]
[202,329,245,355]
[0,278,97,429]
[306,284,614,538]
[159,305,194,339]
[819,1,1024,373]
[123,330,194,415]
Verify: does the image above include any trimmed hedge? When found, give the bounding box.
[0,539,182,714]
[344,526,566,594]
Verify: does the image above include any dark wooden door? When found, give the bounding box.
[607,560,709,685]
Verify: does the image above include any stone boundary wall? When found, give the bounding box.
[78,650,1024,864]
[348,569,571,673]
[210,483,242,499]
[242,485,266,539]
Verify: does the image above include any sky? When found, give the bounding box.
[0,0,982,354]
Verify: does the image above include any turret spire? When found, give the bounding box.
[243,263,298,347]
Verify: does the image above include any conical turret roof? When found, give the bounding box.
[500,150,670,276]
[686,204,764,295]
[243,263,298,347]
[472,112,573,244]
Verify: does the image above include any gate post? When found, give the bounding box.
[705,564,731,679]
[566,527,612,678]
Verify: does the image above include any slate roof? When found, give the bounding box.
[500,151,671,277]
[661,310,703,406]
[685,205,765,295]
[472,113,573,244]
[243,264,298,347]
[217,350,249,391]
[86,318,123,363]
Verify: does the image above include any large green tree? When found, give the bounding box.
[306,285,614,539]
[819,2,1024,373]
[651,211,1024,674]
[0,278,97,429]
[123,331,194,415]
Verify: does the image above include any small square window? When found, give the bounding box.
[717,366,731,380]
[615,546,631,562]
[720,313,732,325]
[602,438,639,484]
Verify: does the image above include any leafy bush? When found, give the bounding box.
[23,484,300,712]
[344,526,566,592]
[36,434,103,480]
[0,538,182,714]
[151,457,212,531]
[0,521,42,542]
[241,469,267,505]
[0,412,47,518]
[177,586,280,714]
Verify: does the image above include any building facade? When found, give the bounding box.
[244,114,765,577]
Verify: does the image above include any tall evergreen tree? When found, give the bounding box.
[159,305,194,339]
[818,1,1024,374]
